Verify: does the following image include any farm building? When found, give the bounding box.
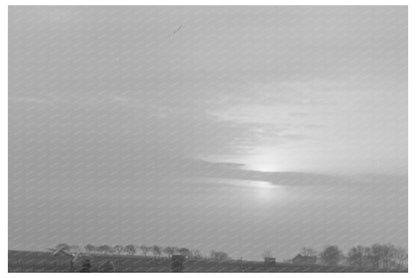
[264,257,276,266]
[291,254,317,265]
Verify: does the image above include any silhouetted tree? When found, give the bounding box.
[98,245,112,254]
[210,250,230,261]
[371,244,400,269]
[393,247,408,270]
[346,244,407,270]
[84,244,96,254]
[125,244,136,255]
[151,245,162,257]
[163,246,176,258]
[369,244,406,270]
[301,247,317,257]
[178,247,191,258]
[190,249,203,260]
[113,245,124,255]
[69,245,81,253]
[139,245,151,257]
[320,245,342,266]
[348,245,367,268]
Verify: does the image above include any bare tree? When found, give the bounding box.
[84,244,96,254]
[347,245,366,268]
[163,246,176,258]
[393,247,408,270]
[371,244,392,269]
[151,245,162,257]
[346,244,407,270]
[114,245,124,255]
[363,246,379,268]
[370,244,407,270]
[139,245,151,257]
[125,244,136,256]
[190,249,203,260]
[178,247,191,258]
[210,250,230,261]
[69,245,81,254]
[97,245,112,254]
[320,245,342,266]
[97,245,104,254]
[301,247,317,257]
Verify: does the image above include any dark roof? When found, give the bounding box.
[292,254,317,265]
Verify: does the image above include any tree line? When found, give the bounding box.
[285,244,407,271]
[53,242,407,270]
[54,243,229,262]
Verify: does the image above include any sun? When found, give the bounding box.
[239,145,300,173]
[243,152,281,173]
[249,162,279,172]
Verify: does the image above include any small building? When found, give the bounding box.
[264,257,276,266]
[291,254,317,265]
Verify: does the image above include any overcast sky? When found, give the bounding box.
[9,6,407,260]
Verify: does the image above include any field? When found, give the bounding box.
[8,250,406,273]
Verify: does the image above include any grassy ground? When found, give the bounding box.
[8,250,406,273]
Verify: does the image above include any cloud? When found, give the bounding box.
[200,160,408,188]
[105,156,406,188]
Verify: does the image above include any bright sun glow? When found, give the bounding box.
[248,180,278,201]
[240,145,302,173]
[243,153,281,172]
[224,179,286,203]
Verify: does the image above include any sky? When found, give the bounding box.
[9,6,407,260]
